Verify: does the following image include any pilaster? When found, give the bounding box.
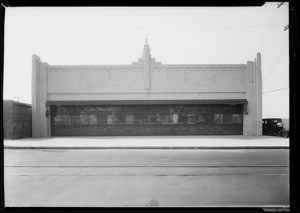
[256,53,262,135]
[32,55,48,137]
[243,61,255,135]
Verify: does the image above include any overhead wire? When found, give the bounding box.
[263,38,288,84]
[263,87,289,94]
[264,44,288,84]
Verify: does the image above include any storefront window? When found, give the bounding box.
[134,115,144,124]
[197,114,206,124]
[187,114,197,124]
[125,115,134,124]
[144,115,151,124]
[233,114,243,124]
[150,115,160,124]
[223,114,233,124]
[89,115,97,125]
[70,116,79,125]
[98,115,107,125]
[206,114,214,124]
[79,115,89,125]
[160,115,169,124]
[61,107,67,114]
[116,114,125,125]
[61,115,70,125]
[107,115,116,125]
[214,114,223,124]
[54,115,62,125]
[178,114,187,124]
[169,114,178,124]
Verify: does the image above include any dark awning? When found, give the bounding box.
[46,99,248,106]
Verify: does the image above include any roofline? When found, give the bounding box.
[263,118,283,120]
[3,100,32,108]
[48,64,247,69]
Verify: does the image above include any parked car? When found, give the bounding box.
[262,118,289,137]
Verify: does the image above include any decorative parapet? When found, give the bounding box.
[132,58,162,66]
[48,67,143,73]
[152,66,246,72]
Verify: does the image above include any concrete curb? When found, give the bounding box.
[4,146,290,150]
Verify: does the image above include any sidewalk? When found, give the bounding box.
[4,135,289,149]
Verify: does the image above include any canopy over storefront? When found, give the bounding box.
[46,99,248,106]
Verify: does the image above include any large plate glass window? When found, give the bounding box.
[187,114,197,124]
[89,115,97,125]
[70,116,79,125]
[214,114,223,124]
[116,114,125,125]
[144,115,151,124]
[223,114,233,124]
[160,115,169,124]
[107,115,116,125]
[233,114,243,124]
[206,114,214,124]
[178,114,187,124]
[61,115,70,125]
[134,115,144,124]
[79,115,89,125]
[169,114,178,124]
[98,115,107,125]
[197,114,206,124]
[54,115,62,125]
[150,115,160,124]
[125,115,134,124]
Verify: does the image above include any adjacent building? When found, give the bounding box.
[32,41,262,137]
[3,100,32,139]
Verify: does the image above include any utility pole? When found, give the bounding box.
[277,2,284,8]
[277,2,289,31]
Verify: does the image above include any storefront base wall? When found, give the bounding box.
[52,124,243,136]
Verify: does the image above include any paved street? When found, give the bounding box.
[4,149,289,207]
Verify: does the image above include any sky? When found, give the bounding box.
[3,3,289,118]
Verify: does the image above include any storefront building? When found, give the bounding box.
[32,41,262,137]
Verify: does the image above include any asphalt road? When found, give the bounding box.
[4,149,289,207]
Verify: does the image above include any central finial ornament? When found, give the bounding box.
[143,39,150,91]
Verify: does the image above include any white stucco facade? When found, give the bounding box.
[32,42,262,137]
